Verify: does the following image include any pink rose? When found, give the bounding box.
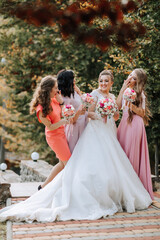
[100,103,104,107]
[66,105,71,109]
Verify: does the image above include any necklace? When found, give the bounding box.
[98,89,110,98]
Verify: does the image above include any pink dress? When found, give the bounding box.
[63,91,88,153]
[117,92,154,199]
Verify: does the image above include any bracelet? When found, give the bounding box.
[60,102,64,105]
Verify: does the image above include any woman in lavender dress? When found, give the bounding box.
[57,69,97,152]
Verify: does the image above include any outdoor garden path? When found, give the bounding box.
[4,185,160,240]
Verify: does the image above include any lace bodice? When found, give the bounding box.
[91,89,116,103]
[90,89,117,133]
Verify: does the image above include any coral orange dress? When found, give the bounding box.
[36,97,71,161]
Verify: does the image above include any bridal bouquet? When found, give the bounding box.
[81,93,94,110]
[97,98,118,118]
[123,88,136,102]
[62,104,75,120]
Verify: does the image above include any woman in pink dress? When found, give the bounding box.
[117,68,154,199]
[30,75,71,189]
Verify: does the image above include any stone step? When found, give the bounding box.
[0,169,21,183]
[20,160,52,182]
[10,182,43,197]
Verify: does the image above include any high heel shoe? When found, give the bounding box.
[38,185,42,191]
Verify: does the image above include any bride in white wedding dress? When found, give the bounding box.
[0,70,152,222]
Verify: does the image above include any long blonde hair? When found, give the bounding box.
[128,68,151,125]
[30,75,57,117]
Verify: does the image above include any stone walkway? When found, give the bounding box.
[5,192,160,240]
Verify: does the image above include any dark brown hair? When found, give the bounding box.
[57,69,74,97]
[30,75,57,117]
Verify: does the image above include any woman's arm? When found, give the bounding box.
[128,102,145,118]
[116,78,131,110]
[55,90,64,108]
[70,105,86,124]
[74,85,81,96]
[39,111,68,131]
[113,111,119,121]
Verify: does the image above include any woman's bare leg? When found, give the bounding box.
[41,161,65,188]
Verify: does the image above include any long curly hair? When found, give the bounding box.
[128,68,151,125]
[99,70,114,82]
[30,75,57,117]
[57,69,74,97]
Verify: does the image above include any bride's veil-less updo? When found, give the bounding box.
[99,70,114,82]
[57,70,75,98]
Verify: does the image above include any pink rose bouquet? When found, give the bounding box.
[62,104,75,120]
[81,93,94,110]
[97,98,118,118]
[123,88,136,102]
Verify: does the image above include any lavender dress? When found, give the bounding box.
[63,91,88,153]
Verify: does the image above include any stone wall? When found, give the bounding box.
[0,170,21,205]
[20,160,53,182]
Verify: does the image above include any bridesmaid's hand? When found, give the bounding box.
[78,104,86,115]
[75,85,81,96]
[121,77,131,92]
[69,118,74,124]
[60,119,69,125]
[56,90,64,104]
[114,112,119,121]
[128,101,133,111]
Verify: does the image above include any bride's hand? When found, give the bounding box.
[88,112,99,120]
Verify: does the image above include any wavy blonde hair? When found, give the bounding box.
[30,75,57,117]
[128,68,151,125]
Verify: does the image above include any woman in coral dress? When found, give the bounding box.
[30,75,71,189]
[117,68,154,199]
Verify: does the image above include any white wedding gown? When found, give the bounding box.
[0,90,152,222]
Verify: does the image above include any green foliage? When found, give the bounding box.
[0,0,159,164]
